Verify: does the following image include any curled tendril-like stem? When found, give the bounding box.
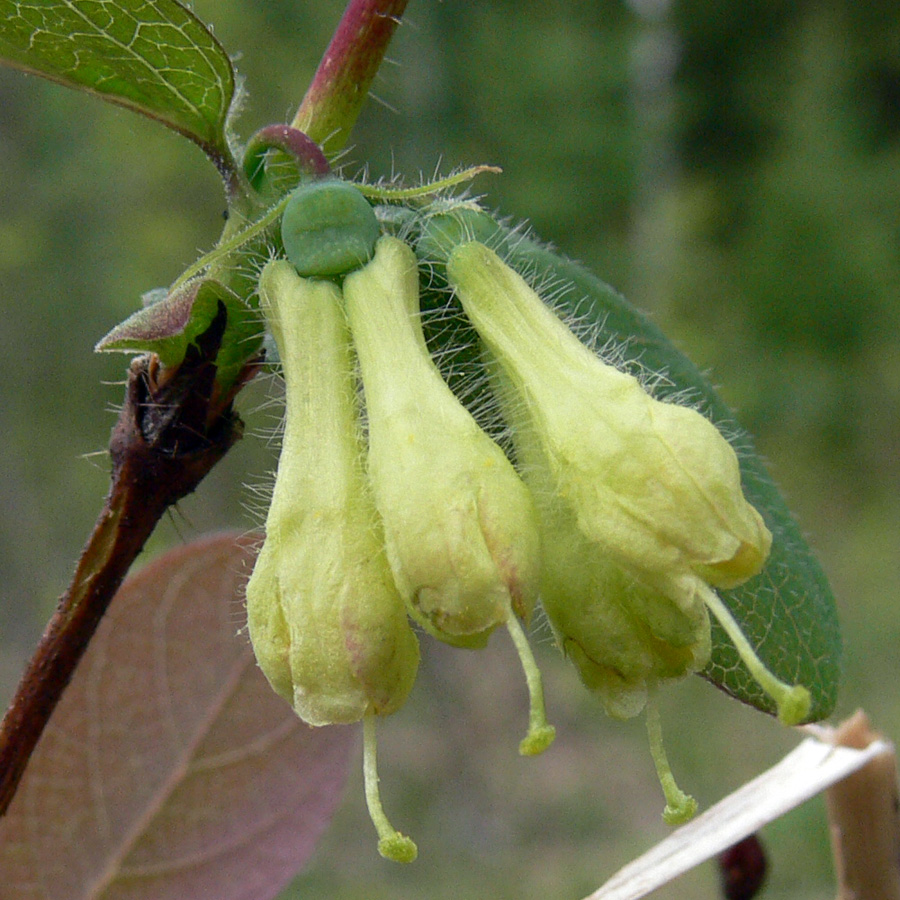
[242,124,331,192]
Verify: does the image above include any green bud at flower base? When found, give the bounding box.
[246,259,419,861]
[446,240,811,823]
[280,179,380,277]
[344,236,555,756]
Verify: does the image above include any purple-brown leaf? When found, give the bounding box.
[0,533,354,899]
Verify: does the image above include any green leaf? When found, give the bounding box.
[414,210,841,722]
[96,277,262,391]
[0,0,236,170]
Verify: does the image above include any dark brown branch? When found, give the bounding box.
[0,311,257,816]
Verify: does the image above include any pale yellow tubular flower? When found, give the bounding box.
[344,235,554,755]
[448,242,771,599]
[245,259,419,862]
[446,241,810,770]
[501,391,711,721]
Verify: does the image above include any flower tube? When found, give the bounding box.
[344,236,554,755]
[246,259,419,860]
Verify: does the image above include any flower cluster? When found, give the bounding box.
[445,239,809,821]
[247,207,811,856]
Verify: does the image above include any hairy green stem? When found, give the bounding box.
[171,195,291,293]
[358,166,502,202]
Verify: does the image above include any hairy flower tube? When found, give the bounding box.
[446,241,811,821]
[246,259,419,861]
[343,236,555,755]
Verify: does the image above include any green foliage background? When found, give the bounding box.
[1,1,898,897]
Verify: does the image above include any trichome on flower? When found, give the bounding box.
[445,238,811,821]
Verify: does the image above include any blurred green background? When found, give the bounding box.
[1,1,898,898]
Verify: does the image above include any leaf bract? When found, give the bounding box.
[95,277,262,391]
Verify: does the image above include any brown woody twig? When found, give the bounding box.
[0,307,258,816]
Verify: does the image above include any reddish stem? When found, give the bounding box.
[243,124,331,192]
[292,0,409,153]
